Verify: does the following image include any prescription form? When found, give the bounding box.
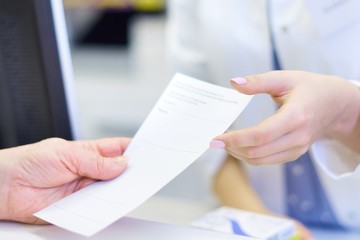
[35,73,253,236]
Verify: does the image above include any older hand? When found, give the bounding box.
[0,137,130,224]
[211,70,360,165]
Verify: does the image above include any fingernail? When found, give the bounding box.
[231,77,247,85]
[114,156,128,166]
[209,140,225,148]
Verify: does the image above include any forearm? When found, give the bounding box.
[0,148,14,220]
[0,145,27,221]
[212,155,269,214]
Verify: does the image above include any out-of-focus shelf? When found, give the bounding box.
[63,0,165,12]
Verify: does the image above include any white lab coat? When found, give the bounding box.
[167,0,360,229]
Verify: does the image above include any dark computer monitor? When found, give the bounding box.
[0,0,78,149]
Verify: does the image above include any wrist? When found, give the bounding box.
[328,81,360,137]
[0,147,20,221]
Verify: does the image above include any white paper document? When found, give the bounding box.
[35,73,253,236]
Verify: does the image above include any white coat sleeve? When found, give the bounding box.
[311,79,360,179]
[166,0,210,81]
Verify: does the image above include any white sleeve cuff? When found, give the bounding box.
[310,79,360,178]
[310,138,360,179]
[350,79,360,87]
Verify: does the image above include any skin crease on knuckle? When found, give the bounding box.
[242,146,261,159]
[227,145,274,165]
[225,128,270,150]
[227,149,263,166]
[95,154,106,179]
[238,145,308,165]
[224,132,243,149]
[251,129,271,146]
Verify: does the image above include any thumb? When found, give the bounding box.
[68,149,128,181]
[67,138,131,181]
[230,70,295,97]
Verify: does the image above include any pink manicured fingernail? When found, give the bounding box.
[231,77,247,85]
[209,140,225,148]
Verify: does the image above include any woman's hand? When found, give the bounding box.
[211,70,360,165]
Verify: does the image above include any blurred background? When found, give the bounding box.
[63,0,168,139]
[62,0,217,224]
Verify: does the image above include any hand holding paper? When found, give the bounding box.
[35,73,253,236]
